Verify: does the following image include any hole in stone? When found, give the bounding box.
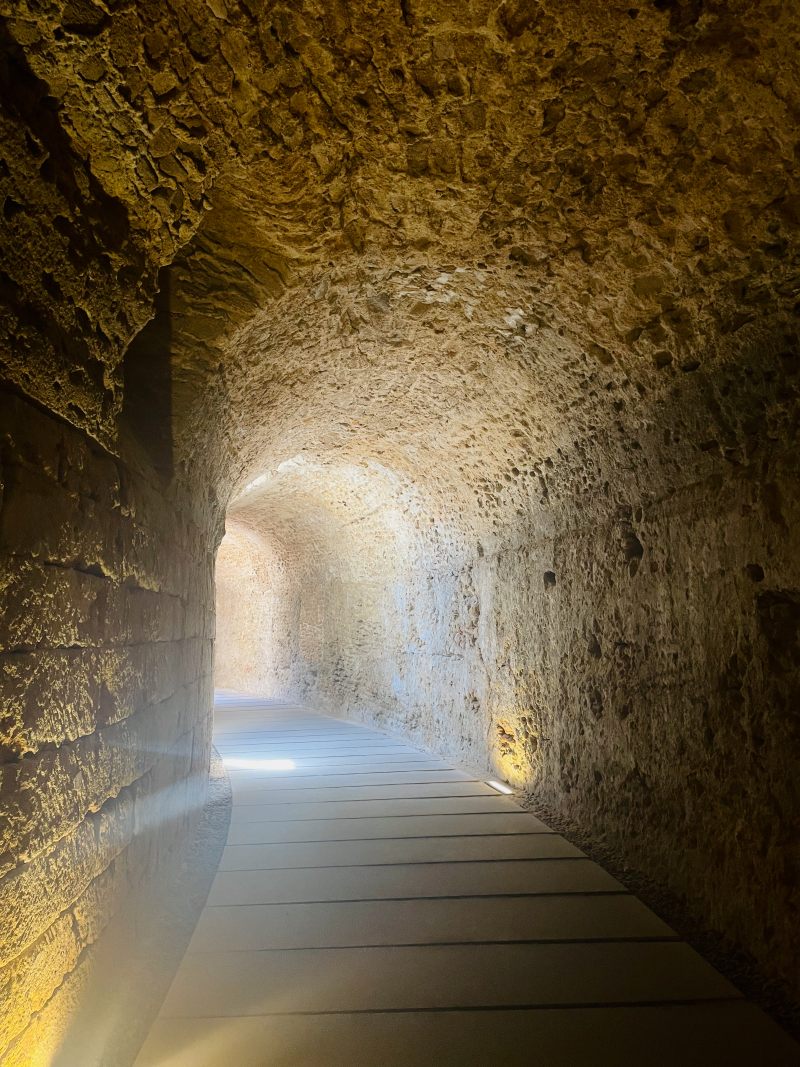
[3,196,23,218]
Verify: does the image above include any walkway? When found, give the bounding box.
[135,695,797,1066]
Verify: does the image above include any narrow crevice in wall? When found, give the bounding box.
[119,266,174,478]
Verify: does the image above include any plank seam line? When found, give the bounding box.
[217,857,588,871]
[232,792,498,806]
[222,768,457,778]
[229,811,529,824]
[205,891,631,908]
[159,997,744,1019]
[186,936,683,954]
[227,780,478,791]
[223,832,557,845]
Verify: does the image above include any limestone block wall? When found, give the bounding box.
[473,456,800,997]
[0,12,225,1053]
[4,0,800,1045]
[0,387,216,1064]
[498,454,800,998]
[215,441,800,1002]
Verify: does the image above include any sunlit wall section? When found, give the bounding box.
[214,456,444,729]
[214,522,292,697]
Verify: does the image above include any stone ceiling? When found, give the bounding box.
[2,0,798,552]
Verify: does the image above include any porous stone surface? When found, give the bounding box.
[0,388,217,1062]
[216,261,800,1003]
[1,0,799,1055]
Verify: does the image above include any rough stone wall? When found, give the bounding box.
[218,432,800,999]
[3,0,800,1047]
[214,521,295,696]
[0,385,217,1063]
[501,453,800,992]
[215,265,800,1002]
[1,3,224,1056]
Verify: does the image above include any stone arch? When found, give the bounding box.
[1,0,799,1057]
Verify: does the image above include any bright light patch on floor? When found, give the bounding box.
[223,757,296,771]
[488,779,513,794]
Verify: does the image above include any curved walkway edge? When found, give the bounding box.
[134,694,798,1067]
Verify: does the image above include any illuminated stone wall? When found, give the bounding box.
[0,387,217,1064]
[218,441,800,995]
[214,521,295,696]
[0,12,221,1053]
[214,266,800,1004]
[3,0,800,1048]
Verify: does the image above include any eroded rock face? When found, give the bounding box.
[0,388,217,1064]
[215,260,800,999]
[1,0,799,1055]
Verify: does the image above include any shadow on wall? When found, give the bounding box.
[120,265,174,478]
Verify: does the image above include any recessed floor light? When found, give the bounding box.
[488,779,513,795]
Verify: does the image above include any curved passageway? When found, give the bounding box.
[134,694,796,1067]
[1,2,799,1060]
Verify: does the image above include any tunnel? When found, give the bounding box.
[1,0,799,1063]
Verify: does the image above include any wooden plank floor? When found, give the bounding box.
[135,694,798,1066]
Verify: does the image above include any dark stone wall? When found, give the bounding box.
[0,386,216,1060]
